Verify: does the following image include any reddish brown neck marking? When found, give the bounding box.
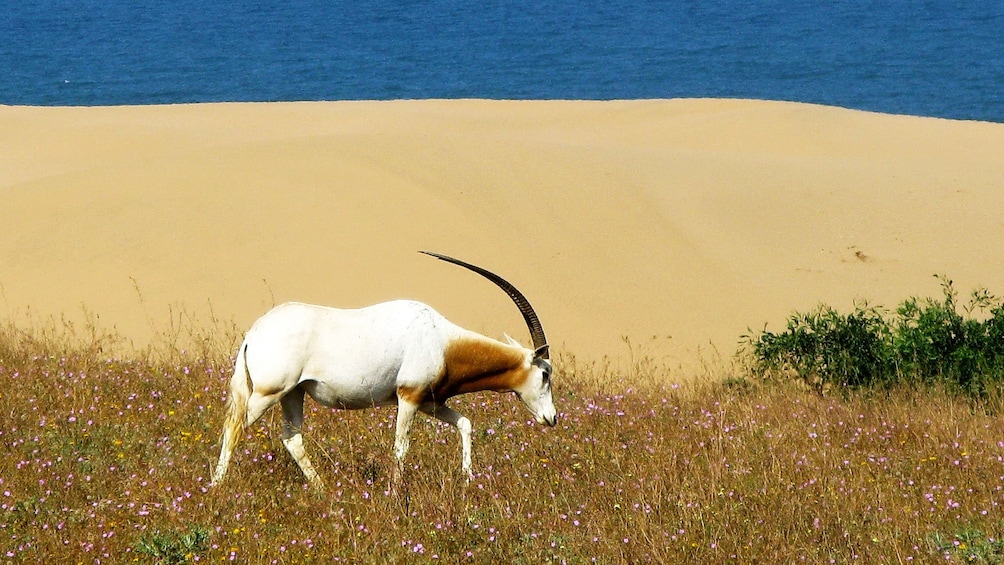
[399,335,529,405]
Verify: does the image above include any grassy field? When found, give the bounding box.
[2,321,1004,564]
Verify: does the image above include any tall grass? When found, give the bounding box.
[2,318,1004,563]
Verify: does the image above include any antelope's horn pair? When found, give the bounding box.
[419,251,549,359]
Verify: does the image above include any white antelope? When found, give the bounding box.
[210,251,556,489]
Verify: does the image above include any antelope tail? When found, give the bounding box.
[211,342,252,486]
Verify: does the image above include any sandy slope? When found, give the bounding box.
[2,99,1003,365]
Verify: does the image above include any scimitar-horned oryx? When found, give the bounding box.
[210,251,555,489]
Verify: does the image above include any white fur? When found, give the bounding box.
[210,300,555,489]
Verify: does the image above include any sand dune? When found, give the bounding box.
[2,99,1003,365]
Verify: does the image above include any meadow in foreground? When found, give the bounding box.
[2,321,1003,564]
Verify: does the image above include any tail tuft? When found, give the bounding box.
[211,342,252,486]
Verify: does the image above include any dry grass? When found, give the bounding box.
[2,320,1003,564]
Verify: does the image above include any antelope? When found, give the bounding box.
[210,251,555,489]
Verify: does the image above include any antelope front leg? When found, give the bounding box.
[420,403,473,480]
[392,399,419,491]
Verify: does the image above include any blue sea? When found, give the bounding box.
[2,1,1002,122]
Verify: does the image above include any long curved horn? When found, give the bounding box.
[420,251,548,358]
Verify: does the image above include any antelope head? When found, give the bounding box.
[421,251,557,427]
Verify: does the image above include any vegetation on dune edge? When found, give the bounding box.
[3,280,1004,563]
[745,275,1004,400]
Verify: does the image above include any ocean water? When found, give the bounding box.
[1,1,1002,122]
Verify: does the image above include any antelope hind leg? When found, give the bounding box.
[280,387,325,489]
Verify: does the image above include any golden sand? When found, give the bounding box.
[2,100,1003,363]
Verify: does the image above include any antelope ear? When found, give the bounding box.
[533,345,550,360]
[503,333,521,347]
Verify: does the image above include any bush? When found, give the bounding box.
[745,276,1004,398]
[134,526,210,565]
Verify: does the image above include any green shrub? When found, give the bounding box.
[745,302,891,392]
[134,526,210,564]
[928,524,1004,564]
[745,276,1004,398]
